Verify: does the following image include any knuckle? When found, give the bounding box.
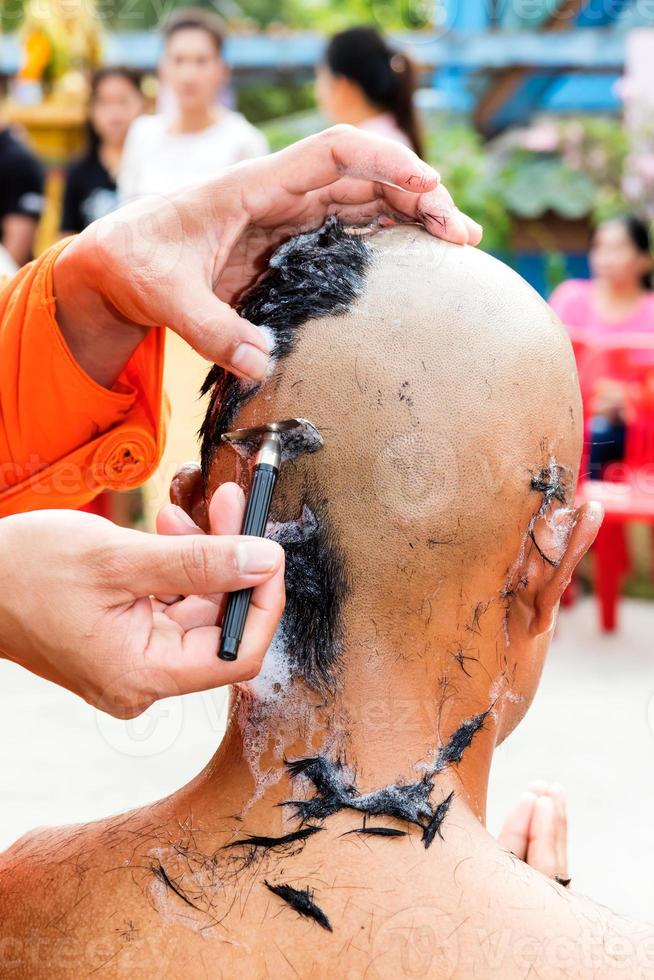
[180,536,215,590]
[328,122,356,139]
[240,658,263,682]
[221,539,242,578]
[321,124,355,156]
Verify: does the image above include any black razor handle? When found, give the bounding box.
[218,462,279,661]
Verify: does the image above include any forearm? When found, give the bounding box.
[53,233,150,389]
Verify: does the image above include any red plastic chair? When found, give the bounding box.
[571,331,654,631]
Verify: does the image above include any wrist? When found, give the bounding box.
[53,235,150,389]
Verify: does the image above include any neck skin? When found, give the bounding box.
[98,141,123,177]
[594,277,645,312]
[171,103,220,134]
[335,91,385,127]
[183,616,506,837]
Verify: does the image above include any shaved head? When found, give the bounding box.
[201,222,587,721]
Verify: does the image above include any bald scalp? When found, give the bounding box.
[201,223,582,686]
[206,225,580,572]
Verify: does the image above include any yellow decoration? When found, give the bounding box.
[19,31,52,82]
[18,0,103,97]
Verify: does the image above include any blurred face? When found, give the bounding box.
[162,28,226,112]
[589,220,652,289]
[91,75,143,147]
[315,64,359,123]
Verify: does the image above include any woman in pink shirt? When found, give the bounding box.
[550,215,654,478]
[315,26,423,158]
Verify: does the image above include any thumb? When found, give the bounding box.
[175,286,272,383]
[116,529,284,598]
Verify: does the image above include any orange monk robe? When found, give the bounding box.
[0,240,167,517]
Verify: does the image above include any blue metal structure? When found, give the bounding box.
[1,0,652,125]
[0,27,632,75]
[464,0,645,132]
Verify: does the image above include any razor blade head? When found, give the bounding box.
[222,418,313,443]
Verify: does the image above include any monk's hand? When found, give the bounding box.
[53,125,483,388]
[498,781,570,885]
[0,493,284,718]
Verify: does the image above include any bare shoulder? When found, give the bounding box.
[566,889,654,979]
[451,842,654,980]
[0,806,174,979]
[487,856,654,980]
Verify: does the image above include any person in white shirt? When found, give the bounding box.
[118,8,268,201]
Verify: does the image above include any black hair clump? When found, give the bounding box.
[264,880,333,932]
[340,826,408,838]
[199,218,372,479]
[530,461,568,510]
[284,756,435,829]
[421,791,454,849]
[433,710,489,773]
[280,494,350,692]
[222,826,321,853]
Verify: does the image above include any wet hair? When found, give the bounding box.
[325,27,424,158]
[199,219,372,478]
[199,220,371,691]
[163,7,224,53]
[86,67,141,153]
[597,214,653,290]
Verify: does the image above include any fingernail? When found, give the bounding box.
[232,343,270,381]
[236,539,280,574]
[172,505,199,529]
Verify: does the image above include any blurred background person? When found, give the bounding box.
[117,7,268,530]
[60,67,143,236]
[118,8,267,201]
[316,26,423,157]
[550,215,654,479]
[0,108,44,268]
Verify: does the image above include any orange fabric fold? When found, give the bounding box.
[0,240,167,516]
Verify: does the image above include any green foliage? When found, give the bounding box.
[2,0,431,32]
[236,78,315,125]
[498,154,596,220]
[422,117,511,252]
[260,109,323,152]
[258,109,633,254]
[544,250,568,294]
[1,0,24,34]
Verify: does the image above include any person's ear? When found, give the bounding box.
[529,501,603,636]
[169,462,209,531]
